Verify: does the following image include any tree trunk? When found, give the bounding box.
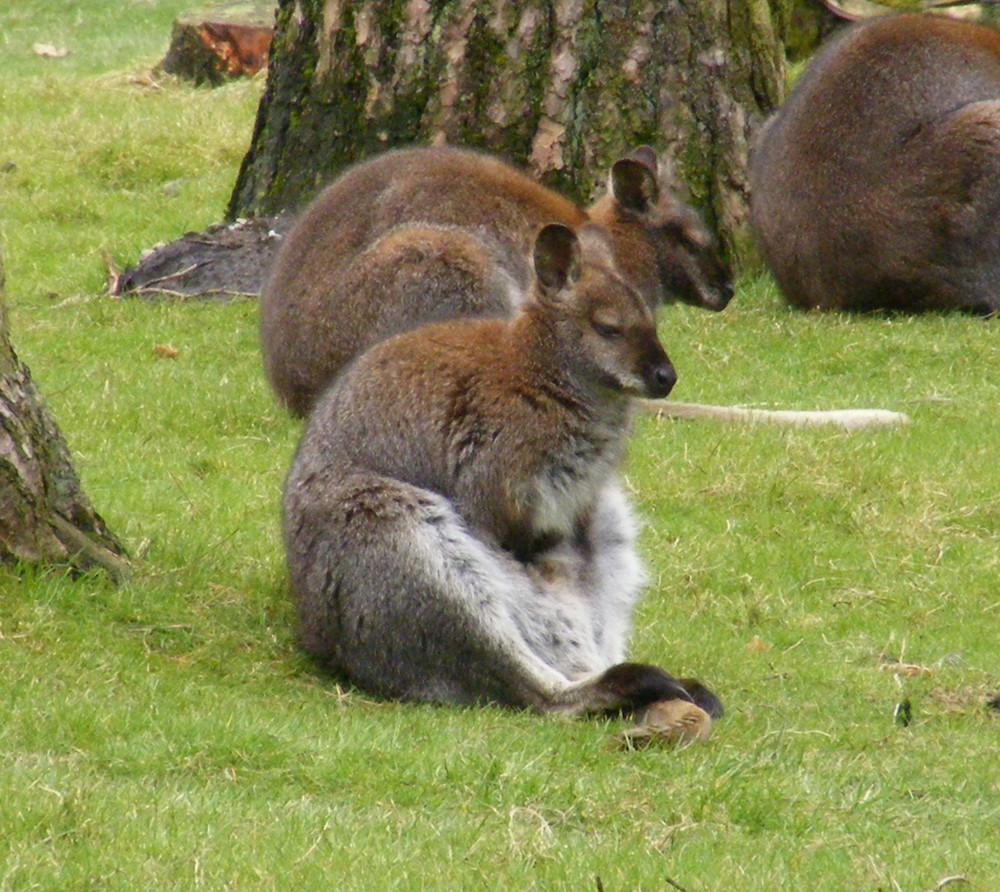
[0,252,129,582]
[227,0,788,267]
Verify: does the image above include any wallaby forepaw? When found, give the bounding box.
[594,663,723,719]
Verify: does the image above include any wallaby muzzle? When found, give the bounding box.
[642,349,677,399]
[683,260,734,312]
[702,277,735,312]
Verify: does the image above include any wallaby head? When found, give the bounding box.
[589,146,734,313]
[528,222,677,400]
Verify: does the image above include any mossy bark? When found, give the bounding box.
[0,254,129,582]
[228,0,787,268]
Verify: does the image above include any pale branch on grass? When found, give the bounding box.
[929,877,968,892]
[645,400,910,431]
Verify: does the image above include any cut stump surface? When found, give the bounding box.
[158,1,275,85]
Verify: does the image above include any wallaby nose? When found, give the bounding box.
[648,361,677,399]
[715,279,735,310]
[701,277,734,312]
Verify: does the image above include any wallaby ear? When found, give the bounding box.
[626,145,659,173]
[610,152,660,215]
[533,223,582,297]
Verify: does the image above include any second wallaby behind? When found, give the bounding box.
[261,144,733,416]
[751,13,1000,314]
[282,222,722,718]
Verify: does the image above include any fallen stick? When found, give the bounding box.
[644,401,910,431]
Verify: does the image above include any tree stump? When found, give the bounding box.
[158,1,276,86]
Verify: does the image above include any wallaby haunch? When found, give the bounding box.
[282,223,722,718]
[750,13,1000,315]
[261,144,733,416]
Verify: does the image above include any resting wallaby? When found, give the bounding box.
[750,13,1000,314]
[282,222,722,718]
[261,144,733,416]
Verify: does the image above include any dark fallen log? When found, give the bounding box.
[111,215,291,300]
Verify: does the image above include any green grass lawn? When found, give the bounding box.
[2,3,998,890]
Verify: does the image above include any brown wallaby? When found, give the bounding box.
[260,144,733,416]
[282,222,722,718]
[750,13,1000,315]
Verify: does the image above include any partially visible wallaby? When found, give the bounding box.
[282,222,722,718]
[261,144,733,416]
[751,13,1000,314]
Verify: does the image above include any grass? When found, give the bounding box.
[1,3,999,890]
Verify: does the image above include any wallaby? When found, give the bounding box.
[282,222,722,718]
[750,13,1000,315]
[260,144,733,416]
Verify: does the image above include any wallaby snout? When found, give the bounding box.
[679,239,734,313]
[659,212,734,312]
[582,321,676,400]
[642,348,677,400]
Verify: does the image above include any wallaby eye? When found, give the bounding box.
[592,320,623,340]
[666,217,710,252]
[682,225,710,250]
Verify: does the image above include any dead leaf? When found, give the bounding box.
[152,344,179,359]
[745,635,772,653]
[126,73,163,91]
[33,43,70,59]
[878,660,932,677]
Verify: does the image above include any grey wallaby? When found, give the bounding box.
[261,144,733,416]
[751,13,1000,314]
[282,222,722,718]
